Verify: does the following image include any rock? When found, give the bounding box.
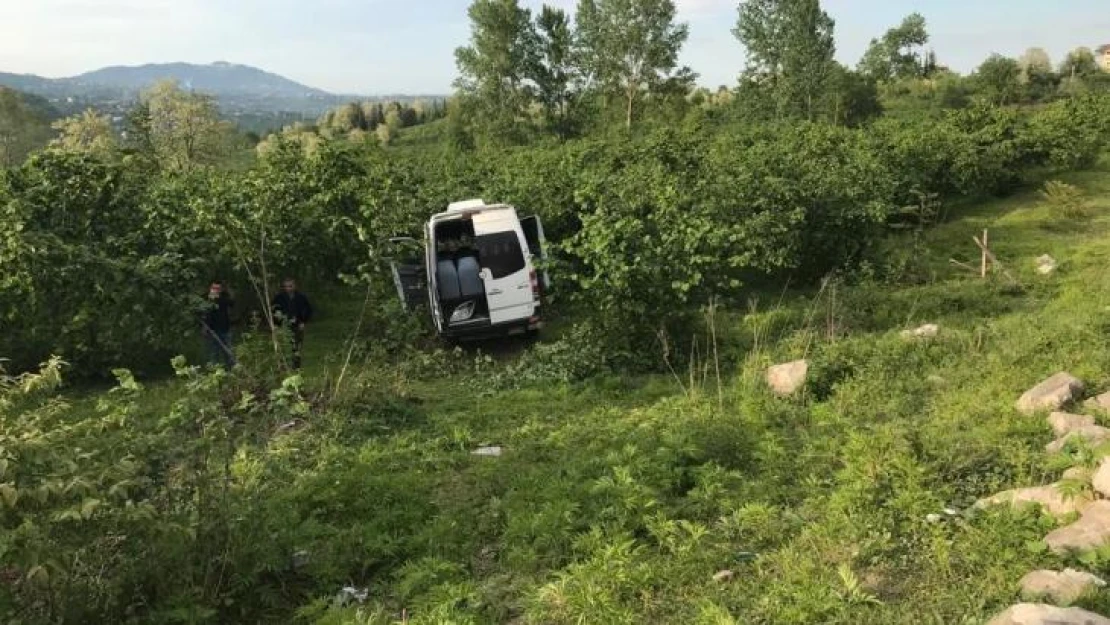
[1017,372,1085,415]
[1048,412,1097,437]
[976,484,1091,518]
[1036,255,1058,275]
[1045,501,1110,554]
[1020,569,1106,605]
[925,513,942,523]
[336,586,369,605]
[712,569,734,583]
[276,419,302,433]
[471,446,503,457]
[1086,392,1110,412]
[1046,426,1110,453]
[901,324,939,339]
[987,603,1110,625]
[1064,466,1092,482]
[1093,460,1110,498]
[766,360,808,397]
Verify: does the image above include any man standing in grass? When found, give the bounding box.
[271,277,313,370]
[201,280,236,369]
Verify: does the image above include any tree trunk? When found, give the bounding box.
[626,85,634,131]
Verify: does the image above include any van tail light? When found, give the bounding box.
[530,270,540,300]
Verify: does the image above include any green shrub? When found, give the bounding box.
[1040,179,1091,219]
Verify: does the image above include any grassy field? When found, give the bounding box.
[40,159,1110,624]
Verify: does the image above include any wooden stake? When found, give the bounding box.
[972,233,1018,285]
[981,229,988,278]
[949,258,978,273]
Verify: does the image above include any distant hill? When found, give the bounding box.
[72,62,331,99]
[0,86,60,120]
[0,62,445,131]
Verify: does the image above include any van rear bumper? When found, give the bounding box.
[441,316,542,340]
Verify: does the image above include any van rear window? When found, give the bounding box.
[476,231,526,279]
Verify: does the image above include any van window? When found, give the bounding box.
[476,231,526,279]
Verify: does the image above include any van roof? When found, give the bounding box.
[434,200,516,222]
[447,199,487,211]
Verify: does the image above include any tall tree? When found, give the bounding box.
[49,109,118,157]
[857,13,929,82]
[454,0,538,142]
[0,88,52,167]
[141,80,233,172]
[366,101,384,129]
[972,54,1022,105]
[1018,47,1057,102]
[376,109,403,146]
[733,0,836,120]
[364,102,384,130]
[1060,47,1099,80]
[532,5,577,136]
[332,102,366,132]
[575,0,693,129]
[825,64,881,126]
[1019,47,1052,76]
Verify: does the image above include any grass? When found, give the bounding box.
[35,157,1110,623]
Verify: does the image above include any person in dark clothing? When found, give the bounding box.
[200,281,236,369]
[271,277,313,369]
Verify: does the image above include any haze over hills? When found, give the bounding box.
[0,61,445,132]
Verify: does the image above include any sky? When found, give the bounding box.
[1,0,1108,95]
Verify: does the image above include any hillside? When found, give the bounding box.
[7,155,1110,623]
[0,62,445,124]
[6,1,1110,620]
[72,62,331,98]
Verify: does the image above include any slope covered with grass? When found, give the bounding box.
[297,162,1110,623]
[8,163,1110,624]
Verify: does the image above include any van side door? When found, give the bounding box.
[472,212,535,325]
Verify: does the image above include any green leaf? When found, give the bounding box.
[1024,539,1048,554]
[26,565,49,585]
[0,483,18,509]
[81,498,102,520]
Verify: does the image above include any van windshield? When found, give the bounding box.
[476,231,525,279]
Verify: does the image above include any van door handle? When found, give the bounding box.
[516,284,529,290]
[489,289,502,295]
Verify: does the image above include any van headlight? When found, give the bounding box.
[450,301,475,323]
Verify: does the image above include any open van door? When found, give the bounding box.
[472,211,535,326]
[386,236,426,312]
[520,215,551,292]
[391,262,425,311]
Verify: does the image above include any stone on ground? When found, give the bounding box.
[1093,459,1110,498]
[1046,426,1110,454]
[766,360,808,397]
[1036,255,1058,275]
[987,603,1110,625]
[1048,412,1097,437]
[976,484,1091,518]
[712,569,734,583]
[1017,372,1085,415]
[1064,466,1092,482]
[471,446,503,457]
[901,323,939,339]
[1019,569,1106,605]
[1045,501,1110,554]
[1086,391,1110,413]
